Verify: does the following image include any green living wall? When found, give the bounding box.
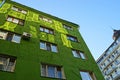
[0,0,104,80]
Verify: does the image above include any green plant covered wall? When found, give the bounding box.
[0,1,104,80]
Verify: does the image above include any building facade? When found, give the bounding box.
[0,0,104,80]
[97,30,120,80]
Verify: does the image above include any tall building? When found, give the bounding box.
[97,30,120,80]
[0,0,104,80]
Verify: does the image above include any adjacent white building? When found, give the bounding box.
[97,30,120,80]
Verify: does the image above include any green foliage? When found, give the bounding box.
[0,1,104,80]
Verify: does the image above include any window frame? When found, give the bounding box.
[80,71,96,80]
[0,29,21,43]
[7,16,25,26]
[63,24,73,30]
[0,54,16,72]
[40,40,58,53]
[72,49,86,59]
[11,6,27,14]
[41,63,66,79]
[67,35,78,42]
[40,26,54,35]
[39,16,52,23]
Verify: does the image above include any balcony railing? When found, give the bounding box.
[106,66,117,75]
[113,72,120,80]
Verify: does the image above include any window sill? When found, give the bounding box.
[40,48,58,53]
[41,76,66,80]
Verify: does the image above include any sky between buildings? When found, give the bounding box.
[12,0,120,60]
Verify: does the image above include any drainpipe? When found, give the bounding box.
[0,0,6,7]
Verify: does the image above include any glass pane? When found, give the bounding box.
[72,50,80,58]
[21,10,27,14]
[46,43,51,51]
[0,31,7,40]
[80,52,86,59]
[45,28,49,33]
[57,67,62,78]
[40,27,44,31]
[0,57,7,71]
[19,20,24,25]
[48,66,55,78]
[12,34,21,43]
[49,30,53,34]
[43,17,48,22]
[11,6,18,11]
[40,42,46,49]
[80,71,92,80]
[51,44,57,52]
[7,17,12,22]
[41,65,46,76]
[13,18,19,24]
[6,33,13,41]
[6,61,14,72]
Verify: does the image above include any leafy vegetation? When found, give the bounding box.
[0,0,104,80]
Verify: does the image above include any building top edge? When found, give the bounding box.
[8,0,79,28]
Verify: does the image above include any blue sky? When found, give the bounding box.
[13,0,120,60]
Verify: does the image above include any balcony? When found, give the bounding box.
[113,72,120,80]
[106,66,117,75]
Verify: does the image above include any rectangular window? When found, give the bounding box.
[72,49,86,59]
[11,6,27,14]
[0,31,7,39]
[39,16,52,23]
[67,35,78,42]
[80,71,96,80]
[0,54,16,72]
[63,24,72,30]
[40,26,54,34]
[41,64,65,79]
[0,30,21,43]
[40,41,58,53]
[7,16,25,26]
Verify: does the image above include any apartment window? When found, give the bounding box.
[63,24,72,30]
[40,41,58,52]
[41,64,65,79]
[11,6,27,14]
[72,50,86,59]
[7,16,25,26]
[0,30,21,43]
[39,16,52,23]
[40,26,54,34]
[80,71,96,80]
[67,35,78,42]
[0,54,16,72]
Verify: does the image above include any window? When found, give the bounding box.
[0,54,16,72]
[0,30,21,43]
[7,16,25,26]
[67,35,78,42]
[39,16,52,23]
[41,64,65,79]
[40,26,54,34]
[40,41,58,52]
[72,50,86,59]
[63,24,72,30]
[80,71,96,80]
[11,6,27,14]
